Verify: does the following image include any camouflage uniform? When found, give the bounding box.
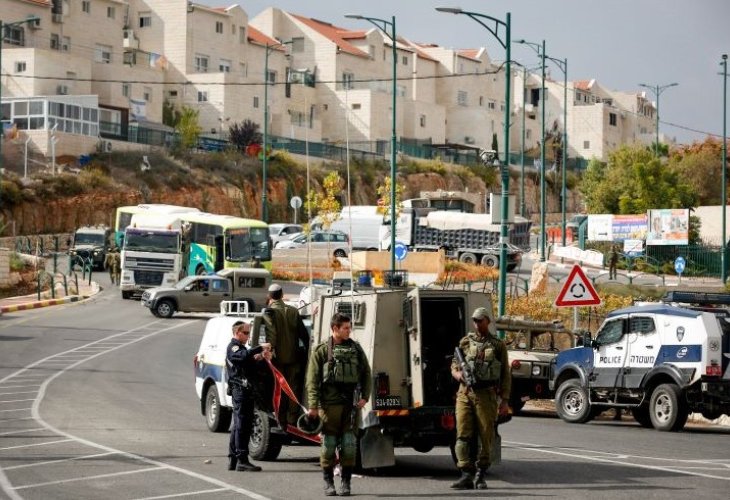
[104,249,121,285]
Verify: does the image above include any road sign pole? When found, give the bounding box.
[573,307,578,330]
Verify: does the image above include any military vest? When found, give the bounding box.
[464,336,501,384]
[323,340,362,385]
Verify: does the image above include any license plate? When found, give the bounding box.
[375,395,402,408]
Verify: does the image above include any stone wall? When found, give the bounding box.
[0,248,9,287]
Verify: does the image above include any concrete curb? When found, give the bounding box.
[0,295,81,313]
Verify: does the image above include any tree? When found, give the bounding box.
[304,171,342,231]
[376,175,403,219]
[668,138,724,205]
[228,119,262,152]
[176,106,202,150]
[162,100,182,128]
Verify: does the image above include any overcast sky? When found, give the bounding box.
[201,0,729,145]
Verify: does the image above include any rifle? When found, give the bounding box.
[454,347,476,388]
[350,383,362,428]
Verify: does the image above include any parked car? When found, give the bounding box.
[269,223,303,246]
[69,225,112,270]
[141,268,271,318]
[274,230,350,257]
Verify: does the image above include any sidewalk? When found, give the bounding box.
[0,280,100,314]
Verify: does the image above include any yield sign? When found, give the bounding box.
[554,265,602,307]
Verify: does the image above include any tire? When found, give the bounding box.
[632,404,653,428]
[195,265,207,276]
[649,383,688,432]
[555,379,593,424]
[154,299,175,318]
[204,385,231,432]
[459,252,478,264]
[121,291,132,300]
[334,249,347,258]
[481,254,499,268]
[249,409,283,461]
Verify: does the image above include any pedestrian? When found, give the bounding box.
[305,312,372,496]
[226,321,271,472]
[104,246,121,285]
[263,283,310,427]
[608,245,619,280]
[450,307,511,490]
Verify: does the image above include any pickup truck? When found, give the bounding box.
[141,268,271,318]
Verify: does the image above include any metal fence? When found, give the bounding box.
[645,245,724,277]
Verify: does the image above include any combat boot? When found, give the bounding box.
[236,456,262,472]
[227,455,237,471]
[340,467,352,496]
[450,470,475,490]
[323,467,337,496]
[474,468,488,490]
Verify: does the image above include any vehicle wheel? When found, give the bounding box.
[481,254,499,268]
[205,385,231,432]
[121,291,132,300]
[249,409,283,461]
[154,299,175,319]
[195,265,207,276]
[649,383,688,432]
[631,404,653,428]
[334,249,347,258]
[459,252,478,264]
[555,379,593,424]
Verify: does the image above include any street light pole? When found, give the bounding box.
[638,82,678,156]
[520,66,526,218]
[345,14,398,277]
[722,54,728,283]
[436,7,511,323]
[545,55,568,247]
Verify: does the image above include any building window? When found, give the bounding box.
[51,33,60,50]
[479,96,484,106]
[583,140,590,149]
[419,114,426,127]
[500,102,505,111]
[488,100,496,110]
[369,45,375,59]
[239,26,246,43]
[609,112,617,126]
[143,87,152,102]
[342,72,354,90]
[4,25,24,46]
[82,1,90,13]
[95,44,112,64]
[14,61,27,73]
[253,96,259,108]
[402,55,408,65]
[107,6,115,19]
[292,37,304,53]
[215,21,223,34]
[198,91,208,102]
[139,13,152,28]
[239,63,247,76]
[352,103,361,110]
[526,129,532,140]
[122,83,131,97]
[457,90,468,106]
[290,111,305,126]
[62,36,70,51]
[322,104,328,111]
[266,70,276,84]
[167,90,178,99]
[195,54,209,73]
[219,59,231,73]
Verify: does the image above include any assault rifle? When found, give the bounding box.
[454,347,476,388]
[350,383,362,428]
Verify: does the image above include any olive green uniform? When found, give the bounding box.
[305,338,372,468]
[452,332,511,472]
[104,250,120,285]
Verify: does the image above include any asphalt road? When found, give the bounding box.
[0,274,728,499]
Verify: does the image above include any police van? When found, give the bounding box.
[551,298,730,431]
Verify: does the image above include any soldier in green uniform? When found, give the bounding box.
[450,307,511,490]
[305,312,372,497]
[104,246,121,285]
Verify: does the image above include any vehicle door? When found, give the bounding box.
[590,317,628,388]
[404,288,424,407]
[623,315,658,388]
[201,277,232,311]
[183,277,212,311]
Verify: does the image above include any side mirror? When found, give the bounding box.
[184,285,194,292]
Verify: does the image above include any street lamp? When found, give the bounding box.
[437,6,511,322]
[1,16,40,179]
[721,54,728,283]
[262,39,292,223]
[545,55,568,247]
[638,82,678,156]
[345,13,398,277]
[516,39,546,262]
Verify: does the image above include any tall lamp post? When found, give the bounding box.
[262,39,292,223]
[516,39,546,261]
[520,66,526,217]
[436,6,511,322]
[1,17,40,178]
[345,14,398,276]
[638,82,678,157]
[545,55,568,247]
[721,54,728,283]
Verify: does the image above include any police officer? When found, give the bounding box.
[264,283,309,426]
[306,313,372,497]
[104,246,121,285]
[226,321,271,472]
[450,307,511,490]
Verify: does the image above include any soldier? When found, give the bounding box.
[608,245,619,280]
[306,313,372,497]
[226,321,271,472]
[263,283,309,427]
[450,307,511,490]
[104,246,121,285]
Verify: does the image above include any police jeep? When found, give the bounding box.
[551,299,730,431]
[193,301,317,460]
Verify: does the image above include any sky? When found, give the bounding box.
[200,0,730,145]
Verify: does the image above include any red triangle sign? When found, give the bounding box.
[554,265,602,307]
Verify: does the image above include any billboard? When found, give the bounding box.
[587,214,648,242]
[587,214,613,241]
[646,209,689,246]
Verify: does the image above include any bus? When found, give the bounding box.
[114,204,199,246]
[180,212,272,274]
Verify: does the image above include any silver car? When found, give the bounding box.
[275,230,350,257]
[269,223,303,246]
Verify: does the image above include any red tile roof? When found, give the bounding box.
[458,49,482,61]
[290,14,369,58]
[574,79,594,91]
[399,39,439,63]
[247,25,286,50]
[22,0,51,6]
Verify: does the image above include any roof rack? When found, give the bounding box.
[661,291,730,306]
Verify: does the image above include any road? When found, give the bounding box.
[0,274,728,499]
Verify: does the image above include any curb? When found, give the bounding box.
[1,295,81,313]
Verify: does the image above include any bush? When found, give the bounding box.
[78,167,113,189]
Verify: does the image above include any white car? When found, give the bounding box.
[274,230,350,257]
[269,223,303,246]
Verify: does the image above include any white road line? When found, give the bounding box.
[0,392,36,396]
[0,439,73,451]
[0,428,44,437]
[0,417,33,422]
[506,440,730,481]
[0,399,35,404]
[13,466,165,490]
[133,488,228,500]
[0,386,40,390]
[0,408,31,413]
[3,452,117,471]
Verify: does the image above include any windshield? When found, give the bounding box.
[174,276,198,290]
[226,227,271,262]
[124,230,179,253]
[74,232,105,245]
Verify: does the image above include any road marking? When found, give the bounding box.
[13,466,165,490]
[3,451,117,471]
[133,488,228,500]
[0,386,40,390]
[0,408,31,413]
[0,439,73,451]
[0,392,37,397]
[0,428,44,437]
[0,399,35,404]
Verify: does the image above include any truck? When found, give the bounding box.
[311,206,384,251]
[381,202,531,270]
[551,295,730,431]
[69,225,112,270]
[119,212,189,299]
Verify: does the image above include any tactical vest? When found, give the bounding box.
[464,336,501,384]
[323,341,362,385]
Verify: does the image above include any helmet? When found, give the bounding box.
[297,413,323,435]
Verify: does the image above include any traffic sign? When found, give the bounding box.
[674,256,686,274]
[394,242,408,261]
[555,265,602,307]
[290,196,302,209]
